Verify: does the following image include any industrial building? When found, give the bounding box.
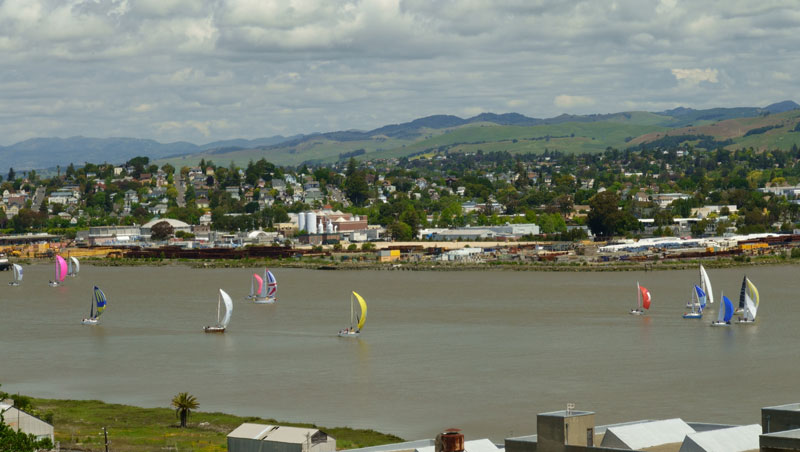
[0,399,54,444]
[342,429,502,452]
[227,423,336,452]
[504,408,764,452]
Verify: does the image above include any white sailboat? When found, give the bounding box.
[8,264,23,286]
[81,286,108,325]
[711,293,734,326]
[204,289,233,333]
[737,277,759,324]
[688,265,714,307]
[253,268,277,304]
[629,282,651,315]
[682,285,706,319]
[246,272,257,300]
[338,291,367,337]
[67,257,80,277]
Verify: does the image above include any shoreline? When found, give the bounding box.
[26,395,403,452]
[12,254,800,272]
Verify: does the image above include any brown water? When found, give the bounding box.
[1,264,798,441]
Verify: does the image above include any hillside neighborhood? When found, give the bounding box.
[2,140,800,263]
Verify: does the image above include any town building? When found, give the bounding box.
[227,423,336,452]
[0,399,54,444]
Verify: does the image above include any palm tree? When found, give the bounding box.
[171,392,199,428]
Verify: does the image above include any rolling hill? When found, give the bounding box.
[3,101,799,173]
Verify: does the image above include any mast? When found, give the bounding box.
[90,291,95,318]
[350,292,355,328]
[636,281,641,310]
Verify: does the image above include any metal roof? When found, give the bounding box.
[762,427,800,439]
[678,424,761,452]
[416,439,501,452]
[601,418,695,450]
[342,439,435,452]
[227,423,327,443]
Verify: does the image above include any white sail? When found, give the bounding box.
[70,257,80,275]
[700,265,714,304]
[743,278,758,321]
[219,289,233,328]
[12,264,23,282]
[716,292,726,323]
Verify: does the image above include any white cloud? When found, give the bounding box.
[773,71,792,81]
[671,68,719,85]
[0,0,799,145]
[554,95,596,109]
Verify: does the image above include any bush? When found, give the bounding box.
[791,247,800,259]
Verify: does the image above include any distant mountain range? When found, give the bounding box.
[2,101,799,173]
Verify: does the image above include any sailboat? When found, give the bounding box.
[8,264,23,286]
[338,291,367,337]
[734,276,750,315]
[737,277,760,324]
[688,265,715,308]
[682,285,706,319]
[246,273,261,300]
[81,286,108,325]
[67,257,80,277]
[711,293,734,326]
[629,282,651,315]
[246,272,257,300]
[49,255,67,287]
[253,268,277,304]
[204,289,233,333]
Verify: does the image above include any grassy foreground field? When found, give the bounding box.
[32,398,403,452]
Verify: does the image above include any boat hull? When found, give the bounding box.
[710,321,730,327]
[253,297,276,304]
[8,282,19,286]
[737,318,756,324]
[338,330,360,338]
[734,308,744,315]
[629,309,645,315]
[203,326,226,333]
[682,313,702,319]
[48,281,60,287]
[81,318,99,325]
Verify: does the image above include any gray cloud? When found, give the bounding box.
[0,0,798,145]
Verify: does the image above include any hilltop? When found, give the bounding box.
[2,101,799,172]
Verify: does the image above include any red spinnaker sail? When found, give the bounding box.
[640,286,651,310]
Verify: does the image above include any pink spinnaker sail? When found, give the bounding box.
[56,255,67,282]
[253,274,264,297]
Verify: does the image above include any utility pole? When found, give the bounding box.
[103,426,109,452]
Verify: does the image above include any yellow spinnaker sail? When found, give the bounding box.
[353,291,367,330]
[747,278,759,308]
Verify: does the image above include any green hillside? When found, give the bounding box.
[155,108,800,169]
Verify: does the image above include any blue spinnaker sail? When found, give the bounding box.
[722,295,734,323]
[694,285,706,310]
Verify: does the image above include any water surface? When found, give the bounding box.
[1,264,797,441]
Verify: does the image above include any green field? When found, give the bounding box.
[32,397,403,452]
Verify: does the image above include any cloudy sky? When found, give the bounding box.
[1,0,798,145]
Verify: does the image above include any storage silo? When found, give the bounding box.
[307,212,317,234]
[298,211,306,232]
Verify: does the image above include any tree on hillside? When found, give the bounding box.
[150,221,174,241]
[587,190,641,239]
[345,169,370,207]
[171,392,199,428]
